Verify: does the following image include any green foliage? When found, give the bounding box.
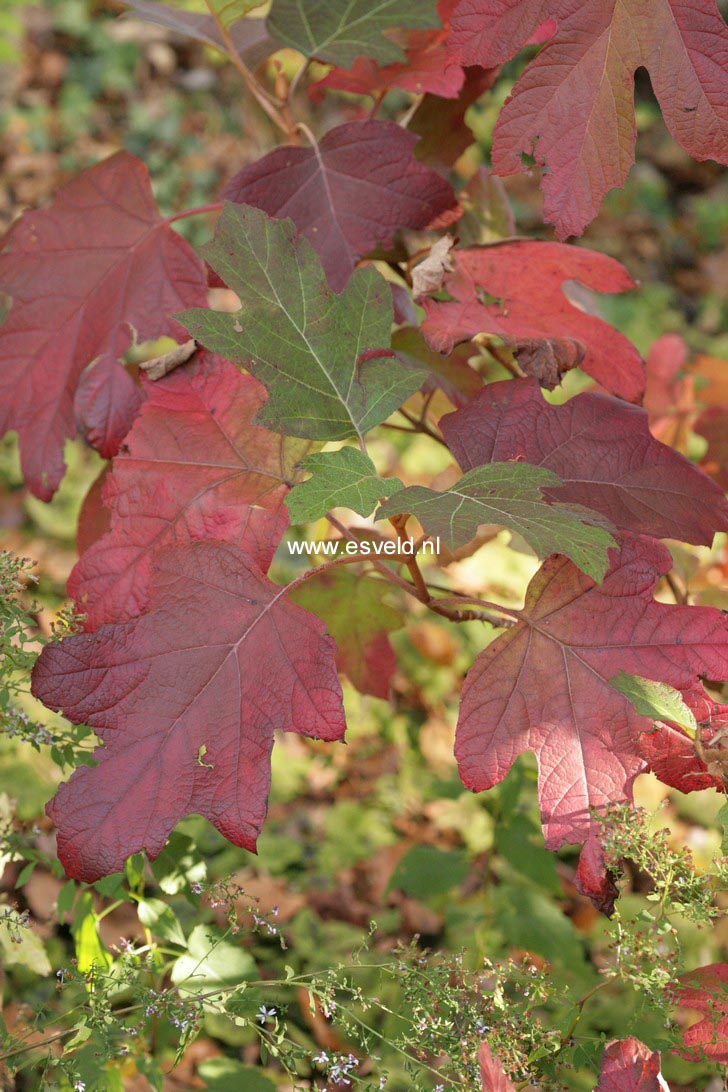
[609,674,698,736]
[266,0,440,66]
[378,463,616,579]
[286,449,403,523]
[180,205,425,442]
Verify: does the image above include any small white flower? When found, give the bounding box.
[256,1005,276,1024]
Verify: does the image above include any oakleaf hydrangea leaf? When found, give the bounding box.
[377,462,615,580]
[286,449,403,523]
[609,674,698,737]
[266,0,440,67]
[180,204,425,443]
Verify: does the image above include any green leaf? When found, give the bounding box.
[199,1058,277,1091]
[286,448,402,523]
[719,803,728,855]
[608,673,698,736]
[377,462,615,580]
[125,852,146,890]
[179,205,424,443]
[137,898,187,947]
[151,831,207,895]
[171,924,256,997]
[266,0,439,66]
[290,568,404,696]
[0,920,51,976]
[209,0,261,29]
[56,879,77,918]
[387,845,469,899]
[72,892,111,974]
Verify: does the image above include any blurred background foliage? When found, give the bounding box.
[1,1,728,1090]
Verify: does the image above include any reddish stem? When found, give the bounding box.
[167,203,225,224]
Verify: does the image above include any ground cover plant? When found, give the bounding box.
[1,0,728,1088]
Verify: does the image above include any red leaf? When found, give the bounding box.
[456,534,728,866]
[478,1042,517,1092]
[409,66,498,171]
[576,835,619,916]
[76,467,112,556]
[696,406,728,491]
[33,541,346,882]
[0,152,207,499]
[223,120,461,291]
[311,0,464,100]
[69,355,301,630]
[639,688,728,793]
[596,1037,667,1091]
[672,963,728,1062]
[74,355,143,459]
[448,0,728,237]
[440,378,728,545]
[644,334,689,421]
[421,242,644,401]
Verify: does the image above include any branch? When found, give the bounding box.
[397,407,449,448]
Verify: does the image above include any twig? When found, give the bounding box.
[399,93,425,129]
[397,407,448,447]
[665,571,688,605]
[203,1,290,136]
[167,202,224,224]
[475,335,527,380]
[389,514,431,602]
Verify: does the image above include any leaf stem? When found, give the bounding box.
[167,202,224,224]
[202,1,291,137]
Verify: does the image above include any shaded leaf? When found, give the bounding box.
[421,242,643,401]
[33,542,346,882]
[392,325,483,408]
[76,467,112,556]
[122,1,274,65]
[223,121,460,291]
[410,66,497,170]
[286,449,402,523]
[0,152,207,499]
[180,204,425,442]
[266,0,440,67]
[199,1058,277,1092]
[291,569,404,699]
[171,924,256,996]
[448,0,728,237]
[456,535,728,880]
[378,461,615,580]
[74,355,143,459]
[69,355,299,630]
[388,845,468,899]
[441,378,728,545]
